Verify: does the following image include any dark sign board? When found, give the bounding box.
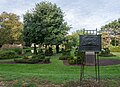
[79,35,101,52]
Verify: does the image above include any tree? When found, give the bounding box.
[0,12,23,45]
[101,18,120,46]
[23,1,70,54]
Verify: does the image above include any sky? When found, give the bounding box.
[0,0,120,33]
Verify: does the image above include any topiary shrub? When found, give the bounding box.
[14,53,50,64]
[0,50,18,59]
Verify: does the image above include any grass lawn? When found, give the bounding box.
[0,52,120,86]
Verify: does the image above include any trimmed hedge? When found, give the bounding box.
[0,50,18,59]
[14,54,50,64]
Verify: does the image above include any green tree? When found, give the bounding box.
[0,12,23,45]
[70,29,84,46]
[101,18,120,46]
[23,1,70,54]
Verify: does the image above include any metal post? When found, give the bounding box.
[97,53,100,83]
[95,52,98,81]
[80,54,85,85]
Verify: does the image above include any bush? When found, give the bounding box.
[38,49,44,55]
[109,46,120,52]
[62,49,71,56]
[100,48,114,57]
[59,55,73,60]
[24,49,31,53]
[11,48,22,55]
[68,59,75,65]
[45,49,53,56]
[43,57,50,63]
[0,50,17,59]
[14,58,39,64]
[59,49,71,60]
[14,54,50,64]
[59,55,66,60]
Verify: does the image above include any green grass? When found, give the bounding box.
[0,52,120,84]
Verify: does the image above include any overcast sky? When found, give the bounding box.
[0,0,120,33]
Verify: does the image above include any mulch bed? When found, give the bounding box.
[0,61,51,64]
[63,59,120,66]
[0,59,120,66]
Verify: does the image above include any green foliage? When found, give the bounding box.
[43,57,50,63]
[0,50,17,59]
[14,53,50,64]
[59,49,71,60]
[101,18,120,32]
[68,59,75,65]
[100,48,114,57]
[14,58,39,64]
[110,39,119,46]
[10,48,22,55]
[109,46,120,52]
[0,12,23,45]
[59,55,73,60]
[45,48,53,56]
[62,49,71,56]
[73,48,85,64]
[0,53,120,84]
[23,1,70,47]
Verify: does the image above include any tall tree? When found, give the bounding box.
[23,1,70,54]
[0,12,23,45]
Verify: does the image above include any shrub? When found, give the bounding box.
[43,57,50,63]
[0,50,17,59]
[14,58,39,64]
[14,54,50,64]
[59,49,71,60]
[11,48,22,55]
[24,49,31,53]
[100,48,114,57]
[109,46,120,52]
[38,49,44,55]
[67,56,75,65]
[62,49,71,56]
[59,55,73,60]
[68,59,75,65]
[45,49,53,56]
[59,55,65,60]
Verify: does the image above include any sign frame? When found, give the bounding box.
[79,35,101,52]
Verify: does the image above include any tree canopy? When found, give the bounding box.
[0,12,23,45]
[23,1,70,46]
[101,18,120,34]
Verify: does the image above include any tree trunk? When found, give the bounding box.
[34,43,37,55]
[56,44,59,53]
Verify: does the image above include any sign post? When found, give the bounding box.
[79,29,101,84]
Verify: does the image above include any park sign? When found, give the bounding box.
[79,35,101,52]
